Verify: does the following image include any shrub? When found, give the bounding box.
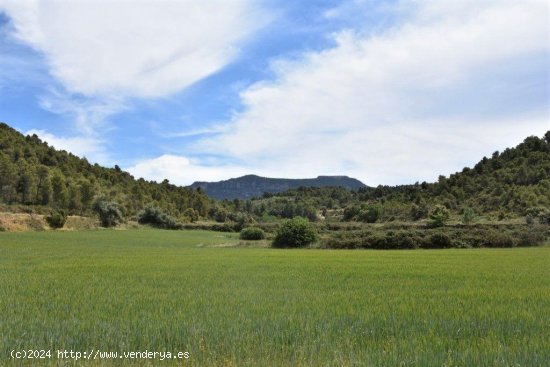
[538,208,550,225]
[240,227,265,240]
[363,234,388,249]
[46,210,67,229]
[93,198,123,228]
[428,205,450,227]
[357,205,380,223]
[485,233,517,248]
[426,233,452,248]
[462,207,476,224]
[517,230,545,247]
[410,203,428,221]
[211,223,234,232]
[272,217,317,248]
[182,208,199,223]
[391,232,419,249]
[343,205,360,221]
[138,205,180,229]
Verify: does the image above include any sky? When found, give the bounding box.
[0,0,548,187]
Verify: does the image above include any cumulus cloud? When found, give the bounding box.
[126,154,249,185]
[196,0,549,185]
[0,0,265,99]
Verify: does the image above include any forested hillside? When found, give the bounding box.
[238,132,550,222]
[0,123,210,220]
[1,121,548,226]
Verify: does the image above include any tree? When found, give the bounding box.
[79,179,95,209]
[51,173,68,208]
[92,198,123,227]
[68,182,82,212]
[36,166,52,205]
[0,153,17,203]
[272,216,317,248]
[16,164,36,204]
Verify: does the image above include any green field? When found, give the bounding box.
[1,230,549,366]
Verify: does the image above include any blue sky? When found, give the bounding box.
[0,0,548,186]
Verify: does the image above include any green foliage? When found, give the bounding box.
[138,205,180,229]
[526,207,550,225]
[428,205,450,227]
[462,207,476,224]
[322,224,547,249]
[357,205,381,223]
[45,210,67,229]
[239,227,265,240]
[1,122,549,228]
[428,232,453,248]
[92,198,123,228]
[410,202,428,221]
[0,123,212,218]
[182,208,199,223]
[273,216,317,248]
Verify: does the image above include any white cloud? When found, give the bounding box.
[0,0,268,136]
[195,0,550,185]
[126,154,248,185]
[26,129,109,165]
[0,0,266,99]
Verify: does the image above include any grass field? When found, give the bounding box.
[1,229,549,366]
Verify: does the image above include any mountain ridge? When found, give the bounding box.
[190,174,367,200]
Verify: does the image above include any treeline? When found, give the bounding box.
[0,123,210,221]
[1,121,549,227]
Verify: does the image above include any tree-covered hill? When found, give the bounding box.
[241,132,550,222]
[0,122,210,220]
[1,121,548,226]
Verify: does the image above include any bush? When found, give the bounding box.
[462,207,476,224]
[240,227,265,240]
[410,203,428,221]
[428,205,450,227]
[484,233,517,248]
[46,210,67,229]
[211,223,234,232]
[357,205,380,223]
[517,230,545,247]
[538,208,550,225]
[138,205,180,229]
[426,233,452,248]
[93,198,123,228]
[273,217,317,248]
[389,232,419,249]
[182,208,199,223]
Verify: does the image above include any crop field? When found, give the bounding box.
[1,229,549,366]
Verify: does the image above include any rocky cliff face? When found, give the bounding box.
[189,175,366,200]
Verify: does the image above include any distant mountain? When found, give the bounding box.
[189,175,367,200]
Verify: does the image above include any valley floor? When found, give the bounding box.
[1,229,549,366]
